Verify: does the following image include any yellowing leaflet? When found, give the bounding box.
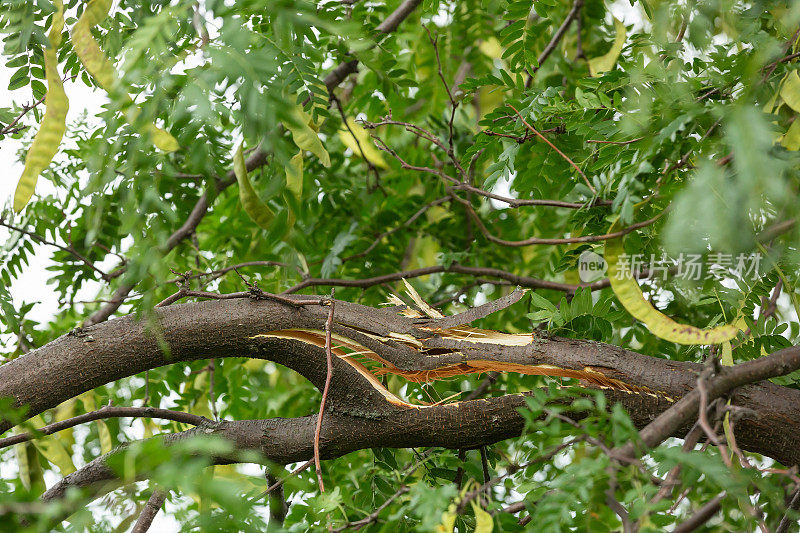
[13,0,68,212]
[72,0,178,152]
[606,219,738,344]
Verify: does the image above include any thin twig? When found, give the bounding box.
[0,219,112,281]
[341,196,450,263]
[506,104,596,194]
[672,492,726,533]
[776,485,800,533]
[251,460,314,503]
[0,406,209,449]
[332,486,410,532]
[456,195,664,246]
[696,363,732,468]
[0,92,47,135]
[314,290,336,492]
[424,26,463,179]
[331,94,382,191]
[527,0,584,84]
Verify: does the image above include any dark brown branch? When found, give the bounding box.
[458,196,664,246]
[284,263,612,294]
[264,471,289,525]
[131,489,167,533]
[618,345,800,460]
[1,296,799,505]
[672,492,725,533]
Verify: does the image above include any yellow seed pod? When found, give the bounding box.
[72,0,178,152]
[13,0,68,212]
[234,143,275,229]
[606,218,739,345]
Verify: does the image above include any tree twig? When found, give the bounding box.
[0,406,209,450]
[314,291,336,492]
[672,492,726,533]
[506,104,596,194]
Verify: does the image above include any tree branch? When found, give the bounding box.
[3,298,800,471]
[0,406,209,450]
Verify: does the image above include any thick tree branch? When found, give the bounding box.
[2,298,800,471]
[617,346,800,461]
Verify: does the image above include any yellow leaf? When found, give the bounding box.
[145,123,181,152]
[54,397,76,450]
[479,37,502,59]
[16,441,45,492]
[29,415,75,476]
[436,510,457,533]
[234,143,275,229]
[286,106,330,167]
[606,219,738,344]
[472,501,494,533]
[780,70,800,113]
[80,393,114,454]
[72,0,178,152]
[338,117,389,168]
[720,340,733,366]
[588,18,626,77]
[13,0,68,212]
[15,442,30,490]
[286,151,304,199]
[781,118,800,151]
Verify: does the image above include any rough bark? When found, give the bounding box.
[1,297,799,475]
